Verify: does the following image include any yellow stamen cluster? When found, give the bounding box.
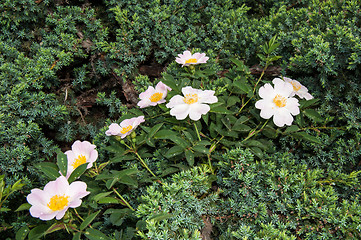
[290,81,301,91]
[149,92,163,102]
[47,194,69,211]
[185,58,198,64]
[273,94,287,108]
[72,155,87,169]
[121,125,133,134]
[184,94,199,105]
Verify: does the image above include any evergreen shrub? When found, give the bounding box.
[1,0,361,239]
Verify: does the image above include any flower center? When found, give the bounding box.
[47,194,69,211]
[120,125,133,134]
[149,92,163,102]
[185,58,198,64]
[72,154,87,169]
[291,81,301,91]
[273,94,287,108]
[184,93,199,105]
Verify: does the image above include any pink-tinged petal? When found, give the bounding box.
[43,176,69,197]
[106,123,121,136]
[27,189,49,206]
[88,150,98,165]
[181,50,192,59]
[170,104,190,120]
[155,81,172,92]
[285,98,300,115]
[68,198,82,208]
[137,99,151,108]
[258,83,275,100]
[256,100,276,119]
[139,86,155,99]
[182,86,196,96]
[29,204,53,218]
[175,58,184,64]
[69,181,89,200]
[302,92,313,100]
[198,90,217,104]
[273,80,293,97]
[71,141,95,156]
[273,109,294,127]
[38,211,58,221]
[55,208,69,220]
[166,95,185,108]
[197,56,209,64]
[188,104,210,120]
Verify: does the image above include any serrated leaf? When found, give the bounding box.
[16,226,29,240]
[292,132,321,144]
[192,145,209,154]
[303,109,323,123]
[80,211,101,231]
[37,163,60,180]
[57,152,68,177]
[72,232,81,240]
[84,228,111,240]
[28,224,49,240]
[15,203,31,212]
[227,96,240,107]
[250,147,263,158]
[185,150,194,166]
[162,73,179,92]
[98,197,120,204]
[148,123,164,139]
[67,163,88,183]
[284,125,300,133]
[93,192,113,202]
[210,105,233,114]
[165,145,184,158]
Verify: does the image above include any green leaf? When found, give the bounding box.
[250,147,263,158]
[162,73,179,92]
[80,210,101,231]
[148,123,164,139]
[300,98,319,108]
[233,79,253,95]
[16,226,30,240]
[37,162,60,180]
[67,163,88,183]
[15,203,31,212]
[284,125,300,133]
[98,197,121,204]
[109,209,132,226]
[154,130,189,148]
[210,105,233,114]
[165,145,185,158]
[292,132,321,144]
[57,152,68,177]
[192,145,209,155]
[72,232,81,240]
[93,192,113,202]
[303,109,323,123]
[185,150,195,166]
[84,228,111,240]
[227,96,240,107]
[28,224,49,240]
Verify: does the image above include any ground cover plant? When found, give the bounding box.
[1,0,361,239]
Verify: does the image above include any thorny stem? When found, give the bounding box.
[194,122,202,141]
[73,208,85,223]
[112,187,135,211]
[242,119,269,143]
[238,62,270,115]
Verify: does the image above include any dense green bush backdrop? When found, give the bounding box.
[1,0,361,239]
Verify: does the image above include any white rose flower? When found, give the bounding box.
[166,86,217,121]
[282,77,313,100]
[255,78,300,127]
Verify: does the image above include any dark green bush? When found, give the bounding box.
[1,0,361,239]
